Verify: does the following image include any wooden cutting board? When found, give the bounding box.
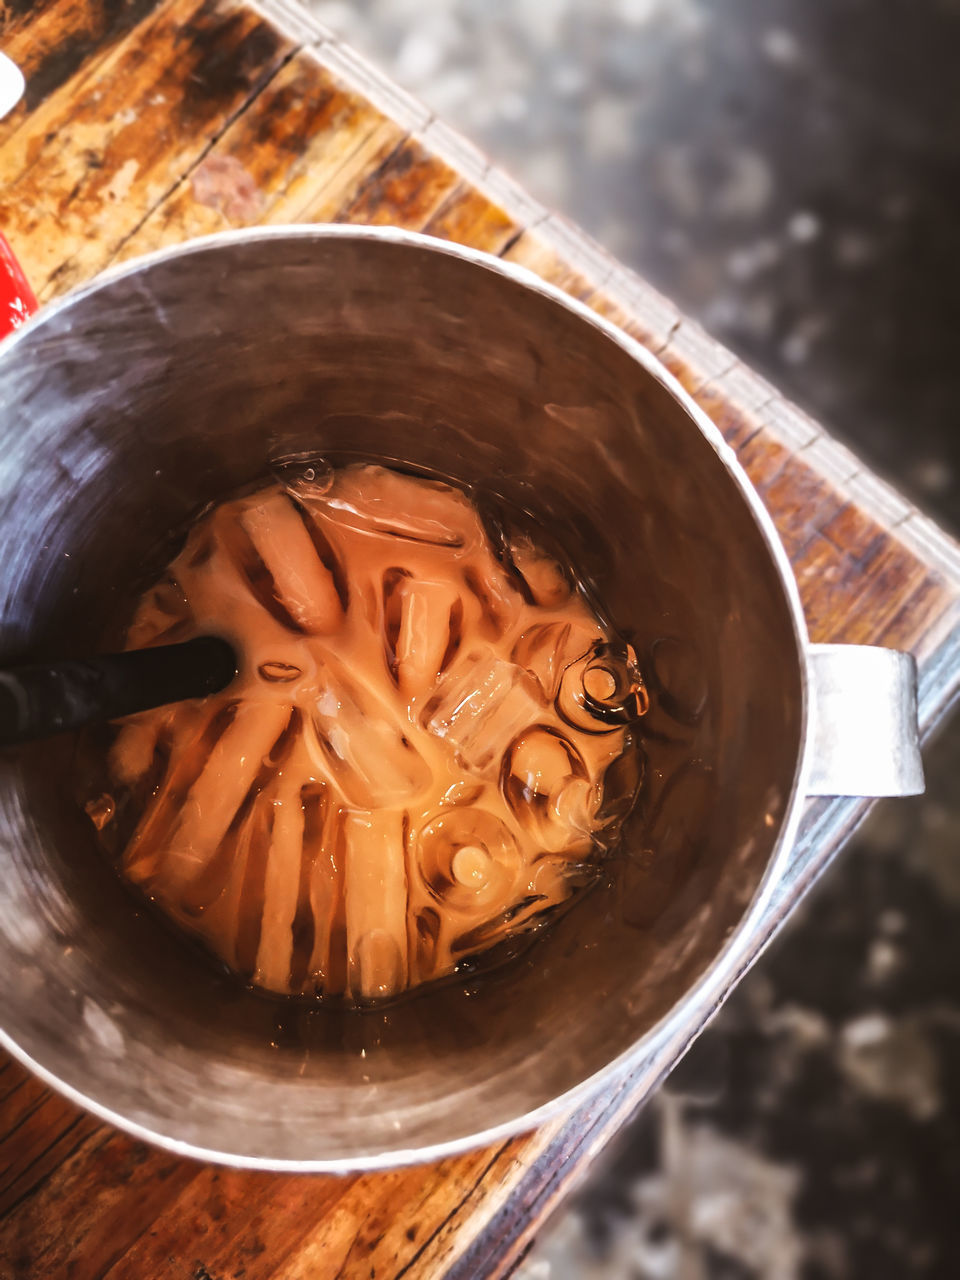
[1,1,959,1276]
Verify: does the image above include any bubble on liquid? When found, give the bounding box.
[270,452,335,501]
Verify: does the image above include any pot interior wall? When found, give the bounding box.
[0,234,803,1162]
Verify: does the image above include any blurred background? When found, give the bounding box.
[308,3,960,1276]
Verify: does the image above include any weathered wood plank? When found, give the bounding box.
[101,1164,351,1280]
[423,183,522,255]
[0,1126,197,1279]
[332,134,461,230]
[0,0,297,298]
[0,1075,98,1208]
[501,229,599,302]
[0,0,163,128]
[118,67,523,261]
[0,1070,50,1146]
[272,1141,531,1280]
[0,1110,103,1222]
[586,280,681,357]
[116,49,400,258]
[734,424,795,493]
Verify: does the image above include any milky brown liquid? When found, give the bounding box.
[86,464,646,1001]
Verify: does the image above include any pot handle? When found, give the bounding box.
[0,232,38,340]
[806,644,924,797]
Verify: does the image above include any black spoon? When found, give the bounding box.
[0,636,238,747]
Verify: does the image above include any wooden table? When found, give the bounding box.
[1,1,959,1275]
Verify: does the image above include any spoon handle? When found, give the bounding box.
[0,636,237,746]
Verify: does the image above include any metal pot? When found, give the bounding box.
[0,227,922,1170]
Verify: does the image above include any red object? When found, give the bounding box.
[0,231,37,339]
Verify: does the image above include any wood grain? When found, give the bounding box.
[0,0,297,298]
[0,0,958,1276]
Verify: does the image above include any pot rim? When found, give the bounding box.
[0,224,814,1171]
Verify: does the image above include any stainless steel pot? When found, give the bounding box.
[0,227,922,1170]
